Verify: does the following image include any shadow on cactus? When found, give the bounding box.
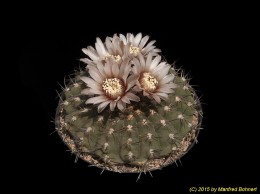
[55,33,203,175]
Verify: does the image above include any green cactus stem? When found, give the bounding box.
[55,68,202,173]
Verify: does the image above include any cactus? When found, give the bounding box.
[55,33,202,173]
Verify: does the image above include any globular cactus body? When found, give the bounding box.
[55,33,202,173]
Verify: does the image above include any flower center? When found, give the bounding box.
[140,72,158,92]
[102,78,124,99]
[105,54,121,63]
[129,46,140,56]
[113,55,121,62]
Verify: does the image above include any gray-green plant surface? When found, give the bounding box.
[55,33,202,173]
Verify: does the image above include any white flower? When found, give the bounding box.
[80,34,128,66]
[132,53,175,103]
[80,33,161,66]
[80,58,140,113]
[119,33,161,57]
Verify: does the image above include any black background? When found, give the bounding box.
[15,11,258,192]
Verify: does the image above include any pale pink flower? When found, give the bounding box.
[80,58,140,112]
[119,33,161,57]
[80,34,129,66]
[80,33,160,67]
[132,53,175,103]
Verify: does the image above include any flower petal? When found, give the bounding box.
[98,101,111,113]
[123,43,130,56]
[87,46,98,54]
[111,34,121,54]
[133,85,142,92]
[110,100,117,111]
[86,96,108,104]
[156,85,174,93]
[149,55,161,71]
[142,40,156,53]
[145,53,153,70]
[119,34,127,45]
[152,63,169,78]
[82,48,99,61]
[117,100,126,111]
[166,82,177,89]
[133,33,142,46]
[144,46,156,54]
[126,33,131,43]
[153,48,161,53]
[81,88,92,95]
[159,74,175,84]
[116,40,123,56]
[88,66,104,83]
[138,53,146,70]
[125,92,140,102]
[96,62,106,77]
[132,57,141,72]
[96,37,107,56]
[153,65,170,79]
[155,92,168,100]
[139,35,149,49]
[129,34,134,44]
[122,60,131,83]
[143,91,150,97]
[121,95,130,104]
[152,62,167,73]
[80,58,95,66]
[152,94,161,103]
[119,58,128,75]
[80,76,100,89]
[105,37,112,51]
[104,62,112,78]
[89,88,104,95]
[112,62,119,77]
[132,65,139,75]
[126,74,138,91]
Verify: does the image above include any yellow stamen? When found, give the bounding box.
[113,55,121,62]
[129,46,140,56]
[102,78,124,99]
[104,54,121,63]
[140,72,158,92]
